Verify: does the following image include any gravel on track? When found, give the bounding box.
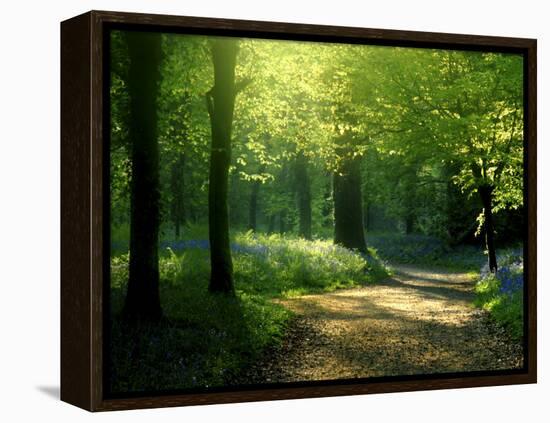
[234,264,523,384]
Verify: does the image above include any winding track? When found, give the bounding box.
[236,264,523,384]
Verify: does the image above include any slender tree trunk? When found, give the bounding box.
[206,39,239,294]
[479,185,498,272]
[268,214,276,233]
[294,152,312,240]
[170,154,185,239]
[405,214,414,235]
[322,176,333,228]
[248,183,259,231]
[124,32,162,322]
[403,167,417,235]
[334,147,367,253]
[277,164,290,235]
[364,201,370,232]
[248,164,266,231]
[279,210,287,234]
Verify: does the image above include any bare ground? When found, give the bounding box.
[234,264,523,384]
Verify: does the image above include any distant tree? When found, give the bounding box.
[355,48,523,271]
[294,151,312,239]
[248,164,266,231]
[418,51,523,272]
[170,153,186,238]
[320,46,371,253]
[333,136,367,253]
[157,35,213,238]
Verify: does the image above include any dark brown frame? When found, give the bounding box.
[61,10,537,412]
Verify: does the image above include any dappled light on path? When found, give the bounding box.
[236,265,523,384]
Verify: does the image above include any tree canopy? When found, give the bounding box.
[110,30,524,307]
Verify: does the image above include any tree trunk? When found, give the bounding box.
[403,167,417,235]
[322,176,333,228]
[405,214,414,235]
[479,185,498,272]
[334,150,367,254]
[248,164,266,231]
[248,183,259,231]
[294,152,312,240]
[170,154,185,239]
[364,201,370,232]
[268,214,276,233]
[189,207,197,224]
[279,210,287,234]
[206,39,240,294]
[124,32,162,322]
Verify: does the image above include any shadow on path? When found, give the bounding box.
[234,263,523,385]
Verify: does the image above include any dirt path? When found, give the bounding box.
[236,264,523,384]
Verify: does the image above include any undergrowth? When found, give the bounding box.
[366,233,485,271]
[109,229,387,393]
[474,250,524,341]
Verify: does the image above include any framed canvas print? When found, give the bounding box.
[60,10,537,411]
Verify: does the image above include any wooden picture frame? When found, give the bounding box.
[61,10,537,411]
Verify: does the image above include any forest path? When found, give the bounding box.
[236,264,523,384]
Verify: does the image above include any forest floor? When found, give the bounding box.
[234,264,523,384]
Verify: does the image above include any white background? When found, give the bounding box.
[0,0,546,421]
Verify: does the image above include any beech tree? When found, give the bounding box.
[123,31,163,321]
[364,49,524,271]
[206,38,250,293]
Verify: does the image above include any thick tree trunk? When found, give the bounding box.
[170,154,185,239]
[206,39,239,294]
[248,165,266,231]
[124,32,162,322]
[333,152,367,254]
[479,185,498,272]
[294,152,312,240]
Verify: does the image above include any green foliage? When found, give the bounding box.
[474,275,523,341]
[111,31,524,248]
[232,232,386,297]
[474,251,524,340]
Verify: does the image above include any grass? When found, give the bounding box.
[474,249,524,341]
[366,233,486,271]
[109,228,387,393]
